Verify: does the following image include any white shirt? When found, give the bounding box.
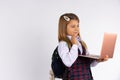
[58,36,98,67]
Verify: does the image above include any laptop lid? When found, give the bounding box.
[100,32,117,58]
[79,32,117,59]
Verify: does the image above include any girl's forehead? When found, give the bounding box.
[68,20,79,25]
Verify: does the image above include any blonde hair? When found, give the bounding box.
[58,13,87,49]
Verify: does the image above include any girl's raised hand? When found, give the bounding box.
[71,33,78,45]
[71,35,77,44]
[97,55,109,62]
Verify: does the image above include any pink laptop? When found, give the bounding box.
[79,32,117,59]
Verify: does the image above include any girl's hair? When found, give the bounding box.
[58,13,87,49]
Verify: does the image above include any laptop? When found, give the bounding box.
[79,32,117,59]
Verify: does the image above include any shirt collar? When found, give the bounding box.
[67,35,81,42]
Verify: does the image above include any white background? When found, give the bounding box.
[0,0,120,80]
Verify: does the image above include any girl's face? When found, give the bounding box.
[66,20,79,37]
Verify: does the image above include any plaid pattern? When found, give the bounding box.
[63,57,93,80]
[62,46,94,80]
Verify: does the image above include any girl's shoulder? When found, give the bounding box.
[58,41,69,48]
[58,40,68,45]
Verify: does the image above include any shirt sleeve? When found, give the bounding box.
[90,60,99,67]
[58,41,78,67]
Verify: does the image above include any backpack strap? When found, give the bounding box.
[52,46,61,61]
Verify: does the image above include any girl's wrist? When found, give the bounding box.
[96,58,108,62]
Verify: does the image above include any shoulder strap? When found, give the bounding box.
[52,46,59,61]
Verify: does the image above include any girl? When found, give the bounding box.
[57,13,108,80]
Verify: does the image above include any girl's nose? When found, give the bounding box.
[75,26,79,31]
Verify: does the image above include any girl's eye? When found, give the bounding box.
[71,25,75,28]
[71,25,79,28]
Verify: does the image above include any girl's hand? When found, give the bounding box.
[71,32,78,44]
[71,35,77,44]
[97,55,109,62]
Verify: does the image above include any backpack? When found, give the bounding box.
[51,46,66,78]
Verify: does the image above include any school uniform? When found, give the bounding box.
[58,36,98,80]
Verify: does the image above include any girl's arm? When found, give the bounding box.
[86,50,99,67]
[58,41,78,67]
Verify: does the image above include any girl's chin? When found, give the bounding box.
[74,33,79,36]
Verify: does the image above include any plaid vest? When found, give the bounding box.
[62,45,94,80]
